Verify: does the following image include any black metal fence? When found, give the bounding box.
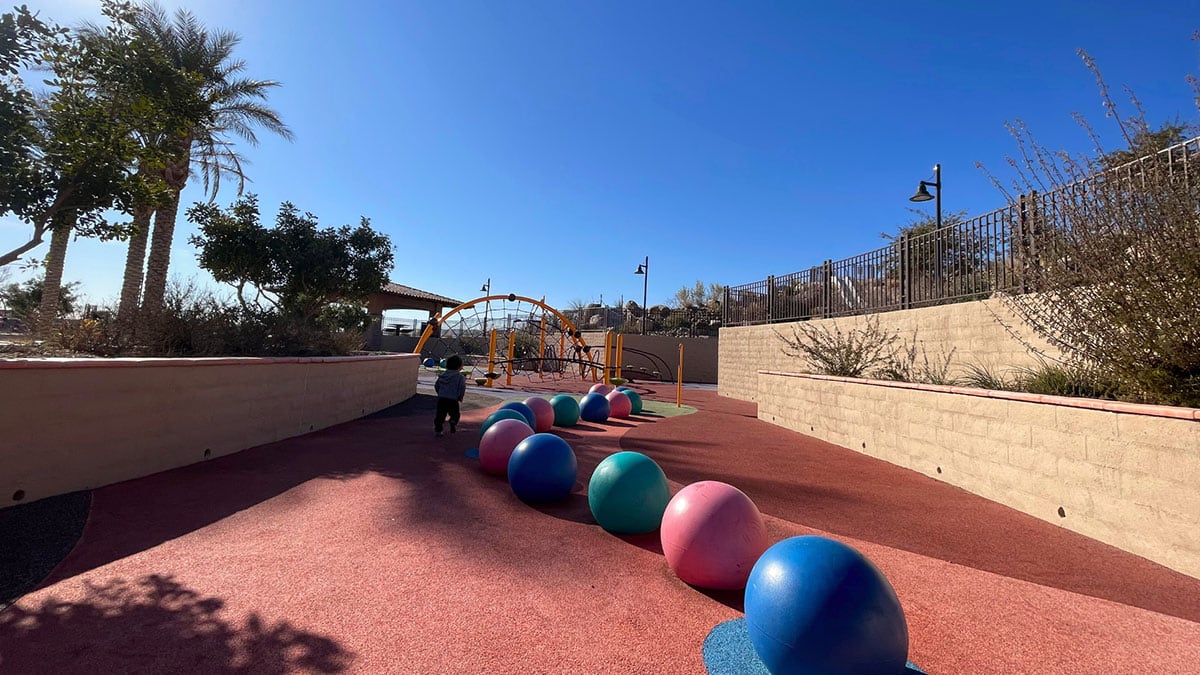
[564,305,721,338]
[723,136,1200,326]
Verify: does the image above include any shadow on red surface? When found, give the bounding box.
[0,574,351,674]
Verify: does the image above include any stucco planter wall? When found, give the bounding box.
[719,298,1057,402]
[758,370,1200,579]
[0,354,419,507]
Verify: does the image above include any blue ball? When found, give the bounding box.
[579,393,611,422]
[745,536,909,675]
[499,401,537,428]
[508,433,578,502]
[587,452,670,534]
[422,357,437,367]
[480,409,529,438]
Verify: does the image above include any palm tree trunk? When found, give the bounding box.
[117,204,154,327]
[36,217,73,337]
[139,190,181,317]
[140,145,190,322]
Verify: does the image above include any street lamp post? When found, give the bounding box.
[909,164,943,297]
[634,256,648,334]
[481,278,491,337]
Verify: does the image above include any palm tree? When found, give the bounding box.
[117,3,292,326]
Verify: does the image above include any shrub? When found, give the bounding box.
[775,315,900,378]
[876,330,957,385]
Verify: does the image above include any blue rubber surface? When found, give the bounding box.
[702,619,925,674]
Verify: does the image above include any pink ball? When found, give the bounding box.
[605,390,632,418]
[589,383,613,396]
[479,418,534,476]
[660,481,769,590]
[523,396,555,432]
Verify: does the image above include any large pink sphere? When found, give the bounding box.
[589,383,614,396]
[523,396,555,432]
[479,418,534,475]
[660,481,769,590]
[605,390,632,418]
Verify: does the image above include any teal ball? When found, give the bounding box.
[481,409,528,438]
[550,394,580,427]
[587,451,671,534]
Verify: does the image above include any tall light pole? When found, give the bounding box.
[634,256,648,334]
[481,278,491,338]
[909,164,943,296]
[909,163,942,230]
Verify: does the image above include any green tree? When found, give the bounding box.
[671,280,724,310]
[1,4,170,334]
[187,195,394,323]
[0,276,80,320]
[114,2,292,329]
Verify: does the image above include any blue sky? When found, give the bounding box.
[6,0,1199,321]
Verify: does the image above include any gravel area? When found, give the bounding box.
[0,490,92,611]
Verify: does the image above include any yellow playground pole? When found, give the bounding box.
[506,330,516,386]
[538,314,547,380]
[615,333,624,380]
[560,330,567,378]
[602,331,612,385]
[487,329,497,388]
[677,342,684,408]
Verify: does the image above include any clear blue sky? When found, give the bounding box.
[7,0,1198,321]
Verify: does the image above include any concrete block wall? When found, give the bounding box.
[579,333,719,384]
[719,298,1057,402]
[758,371,1200,579]
[0,354,419,507]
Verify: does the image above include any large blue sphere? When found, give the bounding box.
[480,409,528,438]
[508,433,578,502]
[499,401,537,428]
[422,357,437,367]
[579,393,611,422]
[587,452,670,534]
[745,536,908,675]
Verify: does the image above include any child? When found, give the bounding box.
[434,354,466,436]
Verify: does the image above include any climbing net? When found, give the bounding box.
[415,294,603,384]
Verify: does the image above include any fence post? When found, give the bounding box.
[722,286,730,327]
[821,260,833,318]
[767,275,775,323]
[899,233,911,309]
[1016,193,1027,294]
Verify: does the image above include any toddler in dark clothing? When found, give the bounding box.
[434,354,466,436]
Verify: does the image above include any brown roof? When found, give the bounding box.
[378,283,462,307]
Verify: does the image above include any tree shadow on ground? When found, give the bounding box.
[0,574,351,674]
[31,393,517,587]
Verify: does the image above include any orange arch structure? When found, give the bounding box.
[414,294,597,382]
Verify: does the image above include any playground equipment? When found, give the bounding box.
[660,481,769,590]
[414,294,605,387]
[745,536,909,675]
[587,452,671,534]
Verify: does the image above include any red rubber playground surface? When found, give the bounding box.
[3,381,1200,673]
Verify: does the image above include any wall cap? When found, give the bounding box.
[0,353,419,370]
[759,370,1200,421]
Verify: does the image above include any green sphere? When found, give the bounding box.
[550,394,580,427]
[481,409,528,438]
[623,390,643,415]
[587,451,670,534]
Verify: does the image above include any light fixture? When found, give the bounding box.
[634,257,648,334]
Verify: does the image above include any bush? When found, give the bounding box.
[775,315,900,378]
[877,330,957,385]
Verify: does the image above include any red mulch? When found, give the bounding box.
[2,378,1198,674]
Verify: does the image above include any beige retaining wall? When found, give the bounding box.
[758,371,1200,578]
[719,298,1057,402]
[0,354,419,507]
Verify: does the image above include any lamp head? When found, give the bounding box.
[909,183,934,202]
[634,265,646,275]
